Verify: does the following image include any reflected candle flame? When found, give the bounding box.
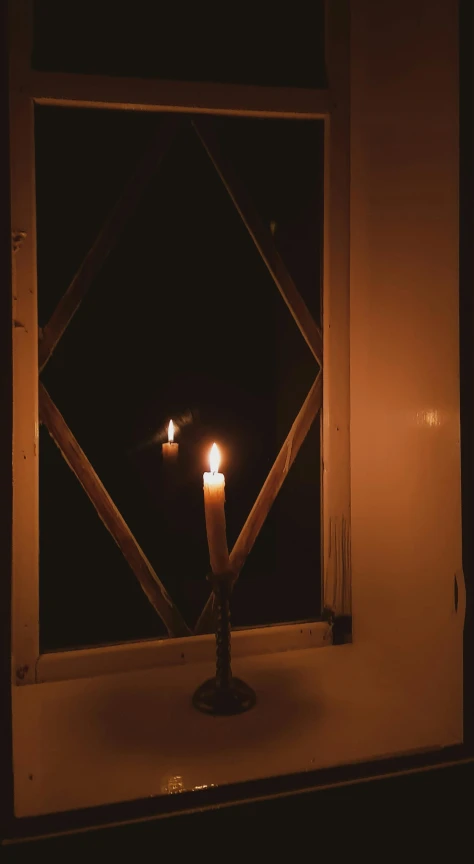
[209,442,220,474]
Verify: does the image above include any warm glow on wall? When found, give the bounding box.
[416,409,442,428]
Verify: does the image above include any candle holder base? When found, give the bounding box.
[193,677,256,716]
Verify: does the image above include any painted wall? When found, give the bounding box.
[350,0,463,717]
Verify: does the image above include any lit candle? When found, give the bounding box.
[203,443,229,575]
[162,419,178,463]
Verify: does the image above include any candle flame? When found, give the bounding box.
[168,420,175,443]
[209,443,220,474]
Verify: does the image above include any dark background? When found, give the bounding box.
[1,0,473,851]
[31,0,326,87]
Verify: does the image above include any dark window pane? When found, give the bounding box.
[37,107,323,649]
[212,116,323,326]
[33,1,326,89]
[35,107,164,327]
[39,426,167,652]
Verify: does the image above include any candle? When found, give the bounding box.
[203,443,229,574]
[162,419,178,463]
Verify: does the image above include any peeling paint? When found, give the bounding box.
[324,515,351,616]
[11,230,27,254]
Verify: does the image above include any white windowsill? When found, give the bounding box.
[13,638,461,818]
[35,620,331,683]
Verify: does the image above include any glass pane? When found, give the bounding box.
[33,1,326,89]
[39,427,167,651]
[36,107,323,649]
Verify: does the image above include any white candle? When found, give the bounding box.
[203,443,229,574]
[162,419,178,463]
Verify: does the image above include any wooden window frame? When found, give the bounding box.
[9,0,351,686]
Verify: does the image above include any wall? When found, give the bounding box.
[350,0,463,711]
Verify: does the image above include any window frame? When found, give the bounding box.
[10,0,351,685]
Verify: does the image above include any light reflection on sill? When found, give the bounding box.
[162,775,184,795]
[162,775,217,795]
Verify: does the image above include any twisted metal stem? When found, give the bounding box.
[193,571,256,714]
[214,577,232,690]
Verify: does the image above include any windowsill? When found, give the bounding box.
[35,620,330,683]
[12,639,462,818]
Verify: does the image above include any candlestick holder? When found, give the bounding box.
[193,571,256,715]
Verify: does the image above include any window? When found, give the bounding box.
[11,0,348,681]
[7,0,464,831]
